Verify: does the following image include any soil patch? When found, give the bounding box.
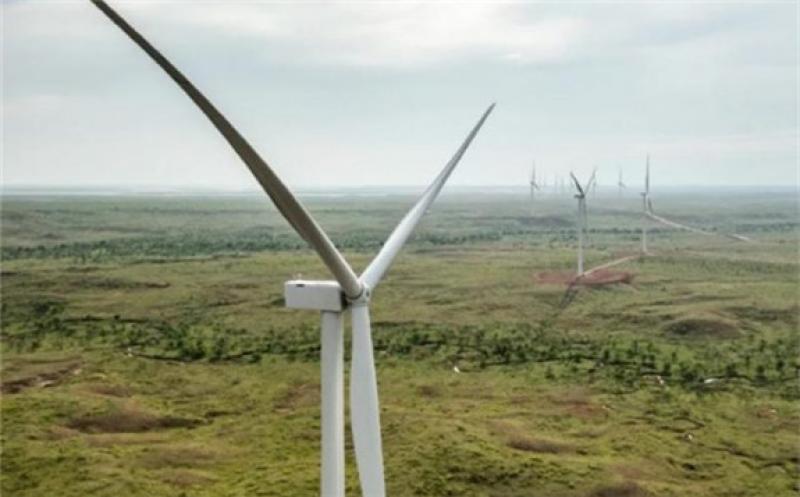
[726,305,798,326]
[664,317,740,339]
[67,407,202,433]
[536,271,577,285]
[589,481,649,497]
[273,381,320,413]
[490,420,574,454]
[1,360,82,394]
[160,469,216,488]
[416,384,441,398]
[70,277,170,290]
[507,435,572,454]
[138,445,217,469]
[548,388,608,420]
[86,383,134,397]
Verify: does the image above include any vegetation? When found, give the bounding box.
[2,191,798,496]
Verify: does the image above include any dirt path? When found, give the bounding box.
[647,212,752,242]
[580,254,640,278]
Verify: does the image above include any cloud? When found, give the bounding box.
[156,2,587,67]
[7,2,587,68]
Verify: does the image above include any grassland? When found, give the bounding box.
[1,189,798,496]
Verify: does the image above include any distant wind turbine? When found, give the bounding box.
[617,168,626,197]
[89,2,495,496]
[529,161,540,213]
[640,155,651,254]
[569,172,593,275]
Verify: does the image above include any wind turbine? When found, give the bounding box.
[569,172,591,275]
[529,161,540,213]
[89,2,494,496]
[617,168,626,197]
[640,154,651,254]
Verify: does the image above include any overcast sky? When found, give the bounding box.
[3,1,797,190]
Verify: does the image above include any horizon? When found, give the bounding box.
[2,183,796,197]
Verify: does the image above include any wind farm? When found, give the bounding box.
[2,2,797,497]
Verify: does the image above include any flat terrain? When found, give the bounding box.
[1,189,798,496]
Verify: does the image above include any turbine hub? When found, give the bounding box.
[347,283,372,306]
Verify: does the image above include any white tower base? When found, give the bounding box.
[285,281,346,497]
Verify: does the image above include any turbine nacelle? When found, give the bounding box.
[284,280,347,312]
[285,280,377,311]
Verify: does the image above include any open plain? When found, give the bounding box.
[1,189,797,496]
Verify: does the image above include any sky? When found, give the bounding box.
[3,1,798,190]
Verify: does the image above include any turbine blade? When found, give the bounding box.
[645,154,650,194]
[90,0,362,297]
[360,103,495,289]
[350,305,386,497]
[569,172,585,196]
[586,168,597,192]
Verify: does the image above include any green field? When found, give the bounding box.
[1,190,798,496]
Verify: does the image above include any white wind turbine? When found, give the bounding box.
[90,2,495,496]
[529,161,540,213]
[569,171,595,275]
[640,154,651,254]
[617,168,626,198]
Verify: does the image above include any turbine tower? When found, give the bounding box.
[617,168,626,197]
[641,154,651,254]
[569,172,591,275]
[89,2,495,496]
